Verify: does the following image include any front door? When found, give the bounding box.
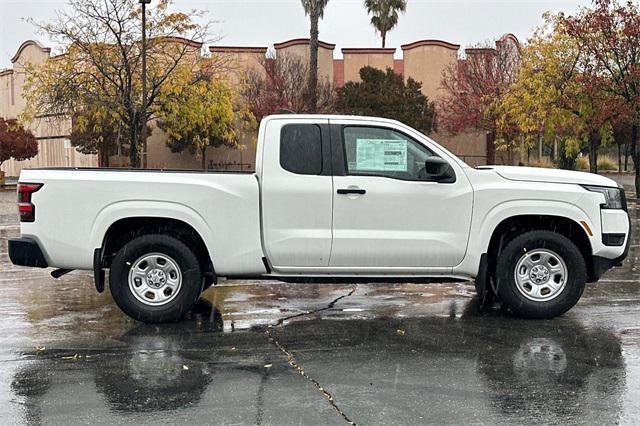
[329,122,474,272]
[260,118,333,269]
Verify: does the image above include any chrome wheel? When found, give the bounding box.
[128,253,182,306]
[514,249,567,302]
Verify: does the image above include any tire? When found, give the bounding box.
[109,234,203,323]
[495,230,586,319]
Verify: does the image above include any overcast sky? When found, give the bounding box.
[0,0,593,68]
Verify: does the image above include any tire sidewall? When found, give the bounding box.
[110,235,203,323]
[496,231,586,319]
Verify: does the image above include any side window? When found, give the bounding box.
[280,124,323,175]
[343,126,435,181]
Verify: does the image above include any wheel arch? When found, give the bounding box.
[99,216,214,277]
[91,201,215,264]
[486,214,595,282]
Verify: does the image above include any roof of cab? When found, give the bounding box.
[262,114,404,126]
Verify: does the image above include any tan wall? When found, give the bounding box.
[402,41,460,102]
[274,40,334,84]
[400,41,488,163]
[207,131,257,171]
[202,47,265,170]
[146,122,257,171]
[0,71,15,118]
[1,37,500,175]
[209,47,267,84]
[431,131,487,166]
[1,41,98,177]
[1,138,98,176]
[342,49,395,82]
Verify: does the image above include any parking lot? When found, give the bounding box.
[1,186,639,425]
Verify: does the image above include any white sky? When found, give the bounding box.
[0,0,593,68]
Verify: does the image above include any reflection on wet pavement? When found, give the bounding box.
[0,195,638,424]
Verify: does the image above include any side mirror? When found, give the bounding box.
[424,157,455,182]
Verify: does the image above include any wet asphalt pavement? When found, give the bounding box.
[1,185,640,425]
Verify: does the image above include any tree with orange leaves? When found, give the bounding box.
[0,118,39,179]
[438,36,521,164]
[560,0,640,194]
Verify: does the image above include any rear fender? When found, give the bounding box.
[90,200,216,265]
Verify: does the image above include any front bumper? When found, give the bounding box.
[8,237,48,268]
[591,244,629,282]
[590,188,632,281]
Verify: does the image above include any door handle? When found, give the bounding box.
[337,188,366,195]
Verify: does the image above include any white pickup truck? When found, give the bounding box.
[8,115,630,323]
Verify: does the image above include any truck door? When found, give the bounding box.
[329,121,474,271]
[260,118,333,269]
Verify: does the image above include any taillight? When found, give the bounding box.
[17,183,43,223]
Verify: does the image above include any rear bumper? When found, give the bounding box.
[8,237,48,268]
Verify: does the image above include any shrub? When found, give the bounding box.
[576,156,589,170]
[0,117,38,168]
[336,66,436,135]
[528,157,557,169]
[597,155,617,171]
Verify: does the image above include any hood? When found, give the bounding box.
[479,166,618,187]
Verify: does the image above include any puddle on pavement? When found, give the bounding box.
[0,198,639,424]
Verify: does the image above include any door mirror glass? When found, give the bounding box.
[425,157,455,182]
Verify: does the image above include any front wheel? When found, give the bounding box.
[495,230,587,319]
[109,234,203,323]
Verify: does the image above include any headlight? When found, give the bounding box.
[582,185,623,209]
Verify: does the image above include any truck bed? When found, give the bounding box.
[19,168,266,275]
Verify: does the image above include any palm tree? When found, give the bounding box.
[301,0,330,112]
[364,0,407,48]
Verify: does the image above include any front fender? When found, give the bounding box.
[454,198,593,277]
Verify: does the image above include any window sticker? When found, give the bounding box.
[355,139,408,172]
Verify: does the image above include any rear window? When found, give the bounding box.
[280,124,323,175]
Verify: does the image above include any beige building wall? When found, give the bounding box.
[1,40,98,177]
[273,38,335,85]
[202,46,266,171]
[145,46,265,171]
[401,40,460,101]
[146,124,257,171]
[401,40,487,164]
[2,36,513,175]
[209,46,268,84]
[341,48,395,82]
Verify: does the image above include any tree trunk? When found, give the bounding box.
[625,140,629,171]
[381,32,386,48]
[618,142,622,175]
[128,117,139,168]
[589,131,599,174]
[486,130,496,165]
[201,146,207,170]
[538,134,543,159]
[308,13,319,113]
[99,147,110,168]
[633,124,639,200]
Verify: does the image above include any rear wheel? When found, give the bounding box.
[495,230,586,319]
[109,234,203,323]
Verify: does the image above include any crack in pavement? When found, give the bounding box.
[265,286,358,425]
